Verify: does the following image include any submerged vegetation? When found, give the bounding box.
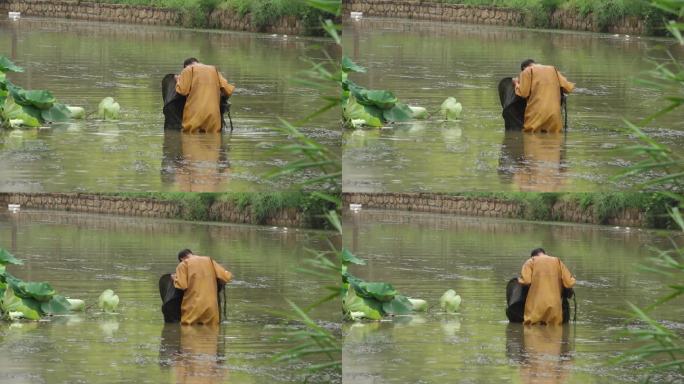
[93,0,331,33]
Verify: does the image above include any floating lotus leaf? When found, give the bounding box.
[440,97,463,120]
[382,295,413,315]
[98,289,119,312]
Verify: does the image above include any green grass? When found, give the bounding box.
[90,0,329,33]
[427,0,666,33]
[108,192,337,228]
[449,192,679,228]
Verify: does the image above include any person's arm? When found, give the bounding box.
[212,260,233,283]
[217,69,235,97]
[560,260,576,288]
[518,258,533,286]
[175,67,192,96]
[514,67,532,98]
[173,262,188,290]
[557,70,575,94]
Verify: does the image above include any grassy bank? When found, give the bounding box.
[111,192,338,229]
[432,0,666,33]
[91,0,328,33]
[454,192,680,228]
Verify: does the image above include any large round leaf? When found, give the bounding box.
[382,295,413,315]
[0,56,24,73]
[0,248,23,265]
[383,102,413,122]
[42,103,71,123]
[354,281,397,302]
[343,288,383,320]
[41,295,71,314]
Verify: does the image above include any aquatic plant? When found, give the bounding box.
[98,289,120,312]
[97,97,121,120]
[0,247,72,321]
[439,289,462,313]
[0,56,71,129]
[439,97,463,120]
[341,57,414,128]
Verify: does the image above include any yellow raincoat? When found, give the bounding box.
[515,65,574,133]
[176,63,235,134]
[518,254,575,325]
[174,256,232,325]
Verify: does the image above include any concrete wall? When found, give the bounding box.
[2,0,305,35]
[343,0,646,35]
[1,193,307,228]
[343,193,648,227]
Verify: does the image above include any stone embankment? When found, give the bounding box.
[0,0,305,35]
[343,193,648,228]
[343,0,645,35]
[0,193,307,228]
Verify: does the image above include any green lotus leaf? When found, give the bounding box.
[98,289,119,312]
[383,102,413,122]
[440,97,463,120]
[0,56,24,73]
[341,56,367,73]
[41,103,71,123]
[41,295,71,314]
[382,295,413,315]
[342,248,366,265]
[0,248,23,265]
[343,288,382,321]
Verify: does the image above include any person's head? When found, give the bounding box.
[178,248,194,262]
[520,59,535,71]
[530,248,546,257]
[183,57,199,68]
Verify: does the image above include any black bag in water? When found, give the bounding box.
[506,277,574,323]
[159,273,184,323]
[161,74,231,131]
[158,273,227,323]
[498,77,527,131]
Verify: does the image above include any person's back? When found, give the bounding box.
[515,61,574,133]
[174,252,232,325]
[518,249,575,325]
[175,59,235,134]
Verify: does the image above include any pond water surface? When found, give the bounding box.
[0,209,339,383]
[342,18,684,192]
[343,209,684,383]
[0,17,340,192]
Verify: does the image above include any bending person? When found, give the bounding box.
[518,248,575,325]
[173,249,232,325]
[175,57,235,133]
[513,59,574,133]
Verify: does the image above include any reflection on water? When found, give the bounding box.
[342,18,684,192]
[161,131,230,192]
[0,17,340,192]
[0,209,339,383]
[499,132,567,192]
[343,209,684,383]
[160,325,228,384]
[507,324,574,384]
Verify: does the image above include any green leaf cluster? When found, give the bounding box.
[0,56,71,129]
[0,247,71,321]
[341,56,413,128]
[342,249,415,320]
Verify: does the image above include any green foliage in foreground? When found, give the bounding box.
[430,0,667,33]
[615,1,684,378]
[91,0,330,33]
[110,192,337,228]
[0,248,71,321]
[0,56,71,129]
[450,192,680,228]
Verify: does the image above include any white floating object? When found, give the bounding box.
[8,11,20,20]
[349,203,362,211]
[8,204,20,213]
[350,12,363,19]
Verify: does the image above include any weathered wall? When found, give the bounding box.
[1,193,307,228]
[343,0,645,35]
[2,0,304,35]
[343,193,648,227]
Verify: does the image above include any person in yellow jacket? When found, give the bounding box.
[173,249,232,325]
[513,59,575,133]
[518,248,576,325]
[175,58,236,134]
